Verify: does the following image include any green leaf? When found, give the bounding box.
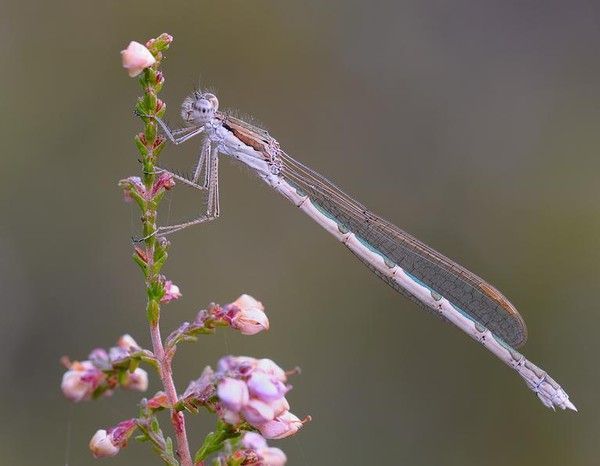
[194,421,241,462]
[128,357,140,372]
[134,133,149,156]
[151,417,160,433]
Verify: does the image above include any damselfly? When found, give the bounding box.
[142,90,575,411]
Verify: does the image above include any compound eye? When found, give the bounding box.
[204,93,219,112]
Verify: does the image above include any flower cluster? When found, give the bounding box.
[61,34,309,466]
[61,335,148,402]
[215,356,307,439]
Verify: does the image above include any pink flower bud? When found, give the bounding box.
[61,361,105,402]
[119,176,146,202]
[160,280,182,303]
[89,429,120,458]
[241,432,268,450]
[256,358,287,382]
[161,280,182,303]
[123,368,148,392]
[147,391,170,410]
[134,246,151,265]
[228,294,269,335]
[121,41,156,77]
[89,419,137,458]
[217,377,249,412]
[258,447,287,466]
[88,348,109,367]
[242,398,275,425]
[257,411,304,440]
[108,346,128,363]
[151,172,175,197]
[247,372,288,402]
[117,334,140,351]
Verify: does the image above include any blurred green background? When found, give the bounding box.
[2,1,599,464]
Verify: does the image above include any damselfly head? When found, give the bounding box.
[181,91,219,125]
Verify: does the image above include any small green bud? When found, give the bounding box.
[143,92,157,114]
[134,134,148,156]
[145,122,157,144]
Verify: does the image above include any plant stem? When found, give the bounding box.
[131,34,193,466]
[150,320,193,466]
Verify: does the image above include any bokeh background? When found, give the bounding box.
[2,1,599,464]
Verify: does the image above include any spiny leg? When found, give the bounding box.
[136,110,205,145]
[207,145,220,217]
[158,117,205,145]
[192,138,212,186]
[155,167,206,191]
[153,143,221,237]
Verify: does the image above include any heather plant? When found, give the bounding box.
[60,34,308,466]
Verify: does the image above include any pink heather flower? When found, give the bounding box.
[121,41,156,77]
[151,172,175,197]
[247,372,288,403]
[242,432,268,450]
[61,361,105,402]
[258,447,287,466]
[161,280,182,303]
[89,419,137,458]
[89,429,120,458]
[228,294,269,335]
[123,368,148,392]
[217,377,249,412]
[256,358,287,382]
[242,398,275,425]
[119,176,146,202]
[117,334,140,351]
[257,411,304,440]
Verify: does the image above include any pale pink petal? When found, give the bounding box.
[123,368,148,392]
[257,411,303,440]
[256,358,287,382]
[258,447,287,466]
[117,334,140,351]
[242,398,275,425]
[217,377,249,412]
[161,280,182,303]
[241,432,268,450]
[121,41,156,77]
[89,429,120,458]
[247,372,287,402]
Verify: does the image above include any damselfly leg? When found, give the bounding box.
[154,116,204,145]
[153,141,220,237]
[133,114,220,240]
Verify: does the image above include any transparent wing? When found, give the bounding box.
[278,150,528,348]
